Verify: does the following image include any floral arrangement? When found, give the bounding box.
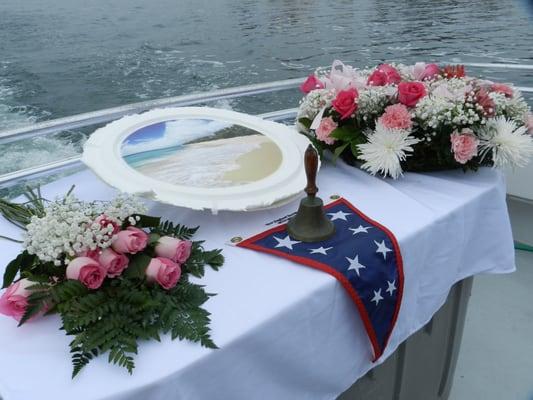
[0,188,223,377]
[297,60,533,178]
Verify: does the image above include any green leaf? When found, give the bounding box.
[148,233,160,245]
[123,253,152,279]
[152,221,199,240]
[330,126,355,141]
[332,143,350,162]
[2,251,36,288]
[298,117,312,129]
[18,287,51,326]
[2,257,21,289]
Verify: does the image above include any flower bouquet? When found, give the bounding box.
[297,60,533,178]
[0,188,224,377]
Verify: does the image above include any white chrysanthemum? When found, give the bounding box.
[358,124,420,179]
[479,116,533,168]
[489,91,530,121]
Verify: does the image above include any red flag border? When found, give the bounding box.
[237,197,404,361]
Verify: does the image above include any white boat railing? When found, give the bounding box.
[0,62,531,189]
[0,108,299,188]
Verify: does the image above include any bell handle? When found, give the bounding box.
[304,144,319,197]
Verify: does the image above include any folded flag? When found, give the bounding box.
[237,197,403,360]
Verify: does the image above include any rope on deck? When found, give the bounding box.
[515,241,533,252]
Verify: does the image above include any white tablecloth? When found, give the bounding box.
[0,163,515,400]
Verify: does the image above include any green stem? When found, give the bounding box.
[0,235,23,243]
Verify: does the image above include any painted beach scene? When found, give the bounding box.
[121,118,282,188]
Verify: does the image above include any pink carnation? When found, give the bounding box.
[378,104,412,130]
[475,88,495,117]
[450,129,479,164]
[315,117,338,145]
[490,83,514,98]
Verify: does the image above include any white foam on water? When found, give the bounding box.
[0,78,82,176]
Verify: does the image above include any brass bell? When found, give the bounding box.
[287,145,335,242]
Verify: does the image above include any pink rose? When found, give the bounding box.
[98,248,129,278]
[367,69,388,86]
[490,83,514,98]
[94,214,121,235]
[414,63,440,81]
[66,257,107,289]
[112,227,148,254]
[0,279,32,322]
[145,257,181,290]
[77,248,101,260]
[315,117,338,145]
[450,129,479,164]
[331,88,358,120]
[155,237,193,264]
[398,82,427,107]
[377,64,401,84]
[378,104,412,130]
[300,75,324,94]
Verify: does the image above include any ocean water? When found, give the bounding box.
[0,0,532,176]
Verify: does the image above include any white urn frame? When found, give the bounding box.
[82,107,314,212]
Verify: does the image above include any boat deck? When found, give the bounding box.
[450,199,533,399]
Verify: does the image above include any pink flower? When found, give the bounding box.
[490,83,514,98]
[413,63,440,81]
[66,257,107,289]
[145,257,181,290]
[377,64,401,84]
[98,248,129,278]
[378,104,412,130]
[450,129,479,164]
[94,214,121,235]
[77,248,101,260]
[300,75,325,94]
[367,69,389,86]
[0,279,32,322]
[475,88,496,117]
[112,227,148,254]
[155,237,193,264]
[398,82,427,107]
[331,88,358,120]
[315,117,338,145]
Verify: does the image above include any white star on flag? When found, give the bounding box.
[274,235,301,250]
[374,240,392,260]
[346,254,366,276]
[349,225,372,235]
[371,289,384,305]
[309,246,333,255]
[327,210,351,221]
[386,280,397,296]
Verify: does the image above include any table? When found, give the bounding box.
[0,163,515,400]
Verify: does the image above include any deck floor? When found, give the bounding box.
[450,199,533,399]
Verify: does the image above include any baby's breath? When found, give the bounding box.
[23,194,146,263]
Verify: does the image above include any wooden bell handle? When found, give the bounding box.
[304,144,318,197]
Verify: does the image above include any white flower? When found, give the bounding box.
[479,117,533,168]
[23,193,146,263]
[358,124,420,179]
